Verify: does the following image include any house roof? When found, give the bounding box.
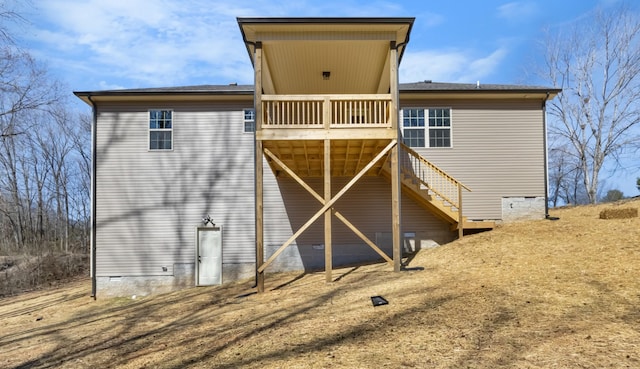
[401,81,561,93]
[237,17,414,95]
[237,17,414,64]
[399,81,561,100]
[73,84,255,104]
[75,84,254,95]
[74,81,560,105]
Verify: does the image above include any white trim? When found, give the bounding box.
[427,107,453,149]
[243,108,256,133]
[400,107,453,148]
[148,109,174,151]
[195,225,223,286]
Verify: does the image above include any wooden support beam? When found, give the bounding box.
[324,139,332,283]
[256,127,398,141]
[254,43,264,293]
[258,140,397,273]
[391,144,402,272]
[389,42,399,132]
[458,183,464,239]
[389,41,402,272]
[255,141,264,292]
[323,96,331,129]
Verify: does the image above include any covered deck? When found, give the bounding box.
[239,17,425,291]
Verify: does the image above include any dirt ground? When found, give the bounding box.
[1,199,639,368]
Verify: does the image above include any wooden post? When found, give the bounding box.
[458,183,464,239]
[391,144,401,272]
[390,41,402,272]
[323,96,331,130]
[256,140,264,292]
[324,139,332,283]
[254,42,265,293]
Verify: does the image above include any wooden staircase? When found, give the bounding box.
[380,143,495,236]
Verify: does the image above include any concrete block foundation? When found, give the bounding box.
[501,196,546,222]
[96,262,255,298]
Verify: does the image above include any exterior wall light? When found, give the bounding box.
[322,71,330,80]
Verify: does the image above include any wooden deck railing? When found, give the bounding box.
[399,143,470,212]
[261,94,392,129]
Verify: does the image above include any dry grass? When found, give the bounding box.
[1,199,639,368]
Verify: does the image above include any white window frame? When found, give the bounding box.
[401,107,452,148]
[148,109,173,151]
[243,108,255,133]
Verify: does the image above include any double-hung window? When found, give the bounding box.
[401,108,452,148]
[243,108,255,133]
[149,110,172,150]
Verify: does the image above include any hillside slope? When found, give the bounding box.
[1,200,639,368]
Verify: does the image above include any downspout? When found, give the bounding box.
[238,26,260,287]
[246,39,259,289]
[252,104,258,289]
[394,20,412,65]
[87,95,98,299]
[542,92,559,220]
[239,24,261,288]
[395,37,410,62]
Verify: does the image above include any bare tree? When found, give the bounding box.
[0,2,90,293]
[66,112,92,252]
[38,108,75,253]
[0,1,25,46]
[548,143,584,206]
[0,117,25,247]
[0,2,66,251]
[541,4,640,203]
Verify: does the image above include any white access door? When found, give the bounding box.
[196,226,222,286]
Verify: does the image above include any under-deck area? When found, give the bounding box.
[264,138,393,178]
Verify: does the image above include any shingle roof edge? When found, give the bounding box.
[74,81,560,97]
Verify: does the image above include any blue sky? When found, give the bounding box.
[15,0,614,90]
[10,0,639,196]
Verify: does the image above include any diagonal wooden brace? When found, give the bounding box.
[258,140,397,273]
[263,148,393,265]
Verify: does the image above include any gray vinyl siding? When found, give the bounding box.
[95,101,255,276]
[95,94,546,278]
[401,98,546,220]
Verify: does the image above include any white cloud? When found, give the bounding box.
[400,50,467,83]
[413,11,446,28]
[98,80,126,90]
[497,1,538,22]
[27,0,417,90]
[467,47,509,79]
[28,0,261,89]
[399,46,509,83]
[28,0,513,90]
